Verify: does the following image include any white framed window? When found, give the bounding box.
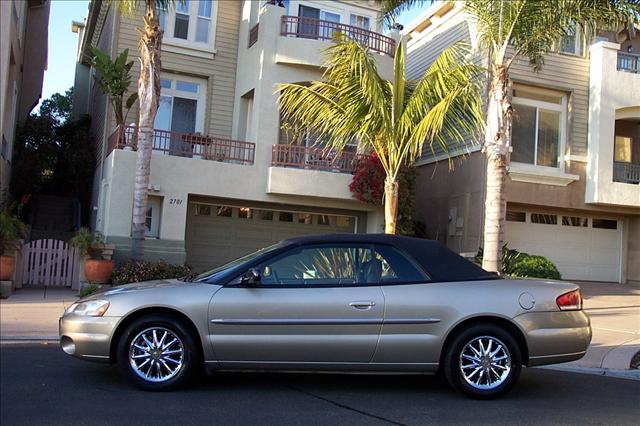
[145,196,162,238]
[158,1,218,54]
[154,74,207,156]
[511,85,567,169]
[350,13,370,30]
[155,74,207,135]
[559,23,583,56]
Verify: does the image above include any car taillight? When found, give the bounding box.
[556,289,582,311]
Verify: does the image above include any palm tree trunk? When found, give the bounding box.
[481,65,511,273]
[384,176,399,234]
[131,4,162,261]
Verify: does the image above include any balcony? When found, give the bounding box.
[107,125,255,165]
[617,52,640,74]
[613,161,640,184]
[268,144,365,201]
[271,144,362,174]
[280,16,396,57]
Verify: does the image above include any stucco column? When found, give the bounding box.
[586,41,620,203]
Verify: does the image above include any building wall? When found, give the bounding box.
[87,2,116,230]
[586,42,640,208]
[77,0,389,263]
[114,0,241,139]
[415,152,485,254]
[628,216,640,284]
[0,0,50,197]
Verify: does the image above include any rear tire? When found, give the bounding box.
[117,314,200,391]
[443,324,521,399]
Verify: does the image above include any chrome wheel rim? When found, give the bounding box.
[129,327,184,383]
[459,336,511,390]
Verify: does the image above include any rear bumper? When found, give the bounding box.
[514,310,592,367]
[59,315,120,362]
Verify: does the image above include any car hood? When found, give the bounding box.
[78,279,215,302]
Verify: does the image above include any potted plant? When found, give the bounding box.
[70,228,115,284]
[0,210,27,281]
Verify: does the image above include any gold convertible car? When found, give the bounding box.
[60,234,591,399]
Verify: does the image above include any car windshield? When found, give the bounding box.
[188,242,287,282]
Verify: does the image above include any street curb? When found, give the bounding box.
[537,365,640,381]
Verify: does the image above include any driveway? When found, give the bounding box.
[570,281,640,370]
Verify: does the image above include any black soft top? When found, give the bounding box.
[284,234,498,282]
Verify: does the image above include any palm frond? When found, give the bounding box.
[464,0,640,70]
[107,0,177,16]
[379,0,434,24]
[277,35,483,181]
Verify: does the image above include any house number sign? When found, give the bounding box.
[169,198,183,205]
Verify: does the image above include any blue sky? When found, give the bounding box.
[40,0,428,107]
[40,0,89,103]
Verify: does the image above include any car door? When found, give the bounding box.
[208,243,385,367]
[369,244,447,368]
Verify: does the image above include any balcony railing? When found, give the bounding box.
[107,125,255,165]
[617,52,640,74]
[280,15,396,57]
[272,144,364,173]
[613,161,640,184]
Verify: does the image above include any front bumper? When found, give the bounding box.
[59,314,121,362]
[515,310,592,367]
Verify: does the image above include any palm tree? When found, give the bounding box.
[108,0,172,260]
[381,0,640,270]
[278,36,483,233]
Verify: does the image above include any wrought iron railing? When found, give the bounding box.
[617,52,640,74]
[271,144,365,173]
[280,15,396,56]
[613,161,640,184]
[107,125,255,165]
[248,23,259,47]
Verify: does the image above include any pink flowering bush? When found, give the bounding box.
[349,153,385,205]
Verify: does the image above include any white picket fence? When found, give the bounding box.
[15,239,80,289]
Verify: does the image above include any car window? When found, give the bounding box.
[253,243,428,286]
[373,244,430,283]
[258,245,368,286]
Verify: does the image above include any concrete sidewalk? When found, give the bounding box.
[1,282,638,375]
[563,281,640,373]
[0,288,78,340]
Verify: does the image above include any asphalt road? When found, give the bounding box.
[1,344,639,426]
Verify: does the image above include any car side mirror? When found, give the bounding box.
[241,268,261,286]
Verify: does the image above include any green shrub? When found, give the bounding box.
[475,244,561,280]
[79,284,102,298]
[510,255,561,280]
[112,260,192,285]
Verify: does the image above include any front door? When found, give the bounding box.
[209,243,385,366]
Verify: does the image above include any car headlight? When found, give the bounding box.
[65,300,110,316]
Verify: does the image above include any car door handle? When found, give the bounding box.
[349,301,376,310]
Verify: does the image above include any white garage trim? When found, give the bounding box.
[505,210,623,283]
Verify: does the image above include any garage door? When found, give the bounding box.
[186,202,358,272]
[505,211,621,282]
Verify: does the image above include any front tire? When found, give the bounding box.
[443,324,522,399]
[117,315,199,391]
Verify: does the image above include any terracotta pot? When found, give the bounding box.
[84,259,115,284]
[0,255,16,281]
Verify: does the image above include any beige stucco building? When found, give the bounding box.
[405,1,640,284]
[0,0,50,196]
[72,0,392,271]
